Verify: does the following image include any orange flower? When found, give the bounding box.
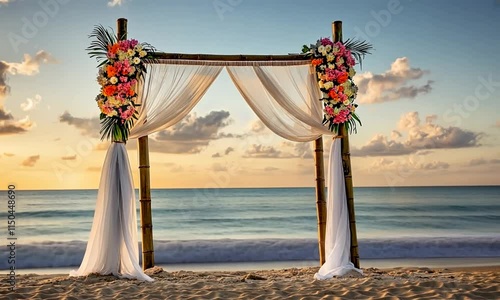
[107,43,119,55]
[102,85,117,97]
[311,59,323,66]
[337,72,348,84]
[127,88,135,97]
[328,89,338,99]
[106,65,117,78]
[337,86,344,93]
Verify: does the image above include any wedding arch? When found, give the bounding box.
[70,18,362,281]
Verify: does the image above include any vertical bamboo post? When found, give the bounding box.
[314,137,327,263]
[117,18,155,270]
[138,135,154,269]
[333,20,360,269]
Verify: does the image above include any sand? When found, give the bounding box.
[1,265,499,299]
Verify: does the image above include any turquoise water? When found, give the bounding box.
[1,186,499,268]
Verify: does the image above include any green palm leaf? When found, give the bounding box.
[344,38,373,69]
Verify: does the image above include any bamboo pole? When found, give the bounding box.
[333,20,360,269]
[117,18,155,270]
[313,137,327,265]
[138,135,154,269]
[152,52,310,61]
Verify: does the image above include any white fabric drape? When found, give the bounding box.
[70,143,153,282]
[76,60,355,281]
[227,65,331,142]
[130,63,223,138]
[314,139,362,279]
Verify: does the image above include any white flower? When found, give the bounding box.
[134,44,143,51]
[343,100,350,106]
[127,49,135,56]
[133,57,141,64]
[336,57,344,66]
[118,52,127,61]
[139,50,147,57]
[318,81,325,88]
[320,65,326,70]
[326,54,335,62]
[325,44,332,52]
[108,110,118,117]
[323,81,333,90]
[318,45,325,54]
[333,45,340,54]
[110,77,118,84]
[328,63,335,69]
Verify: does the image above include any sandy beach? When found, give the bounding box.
[1,265,499,299]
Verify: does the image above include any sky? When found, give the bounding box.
[0,0,499,190]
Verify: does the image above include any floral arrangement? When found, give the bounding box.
[302,38,372,134]
[87,25,155,142]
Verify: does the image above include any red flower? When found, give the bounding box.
[102,85,117,96]
[337,72,348,84]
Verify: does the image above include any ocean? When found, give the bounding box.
[1,186,499,270]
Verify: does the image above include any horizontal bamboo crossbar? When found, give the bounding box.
[152,52,310,61]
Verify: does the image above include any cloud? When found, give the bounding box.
[250,119,268,133]
[0,62,10,99]
[224,147,235,155]
[59,111,100,137]
[0,113,34,135]
[20,94,42,111]
[61,155,77,161]
[371,157,449,171]
[420,161,450,170]
[0,52,54,135]
[108,0,124,6]
[290,142,313,159]
[152,110,233,154]
[355,57,433,104]
[469,158,500,166]
[21,155,40,167]
[243,141,314,159]
[243,144,295,159]
[5,51,56,76]
[4,153,14,157]
[212,147,235,158]
[352,112,481,156]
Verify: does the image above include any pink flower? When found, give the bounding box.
[333,109,350,124]
[120,76,128,83]
[334,42,345,56]
[346,51,356,67]
[320,37,334,46]
[130,39,139,48]
[120,105,135,121]
[325,106,334,117]
[325,68,336,81]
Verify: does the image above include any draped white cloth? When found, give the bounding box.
[75,59,355,281]
[130,63,223,138]
[70,143,153,282]
[227,65,331,142]
[314,139,362,279]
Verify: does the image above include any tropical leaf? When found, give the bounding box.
[87,25,117,64]
[344,38,373,69]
